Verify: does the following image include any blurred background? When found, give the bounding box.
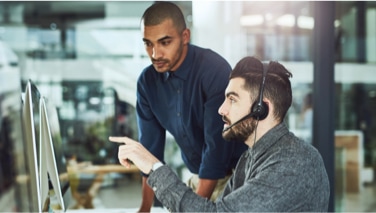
[1,1,376,212]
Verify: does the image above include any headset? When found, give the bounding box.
[222,62,269,132]
[251,62,269,120]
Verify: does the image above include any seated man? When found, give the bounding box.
[110,56,330,212]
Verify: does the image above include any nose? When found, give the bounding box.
[218,101,227,116]
[152,46,162,59]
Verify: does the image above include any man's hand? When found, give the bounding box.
[109,136,160,175]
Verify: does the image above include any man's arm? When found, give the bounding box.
[196,178,218,199]
[135,76,166,211]
[109,137,160,212]
[197,59,234,191]
[138,176,155,213]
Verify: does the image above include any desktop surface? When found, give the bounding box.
[66,206,168,213]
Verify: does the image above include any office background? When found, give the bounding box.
[1,1,376,212]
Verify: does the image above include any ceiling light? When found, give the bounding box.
[240,15,264,26]
[297,16,314,29]
[276,14,295,27]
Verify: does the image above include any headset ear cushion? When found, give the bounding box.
[251,101,269,120]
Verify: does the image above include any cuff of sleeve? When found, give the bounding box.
[151,161,164,172]
[147,165,185,211]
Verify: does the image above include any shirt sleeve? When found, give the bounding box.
[198,59,235,179]
[136,73,166,162]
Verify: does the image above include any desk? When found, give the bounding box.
[68,164,139,175]
[66,207,168,213]
[67,163,140,209]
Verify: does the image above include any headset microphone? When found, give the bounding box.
[222,111,257,132]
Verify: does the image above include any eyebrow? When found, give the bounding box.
[143,35,173,43]
[225,91,239,98]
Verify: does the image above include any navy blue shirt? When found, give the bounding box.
[136,44,247,179]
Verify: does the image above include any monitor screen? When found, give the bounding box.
[40,97,72,211]
[22,80,43,212]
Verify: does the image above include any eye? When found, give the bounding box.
[144,41,152,47]
[229,97,236,104]
[161,40,171,46]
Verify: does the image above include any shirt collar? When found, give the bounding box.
[163,71,171,82]
[252,123,289,155]
[163,44,193,82]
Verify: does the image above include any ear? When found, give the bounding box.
[182,28,191,44]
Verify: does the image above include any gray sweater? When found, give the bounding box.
[148,123,330,212]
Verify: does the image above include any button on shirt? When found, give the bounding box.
[136,44,247,179]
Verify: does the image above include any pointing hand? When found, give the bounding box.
[109,136,160,174]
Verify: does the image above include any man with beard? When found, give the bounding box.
[128,1,246,212]
[110,56,330,212]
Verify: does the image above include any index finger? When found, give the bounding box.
[108,136,127,144]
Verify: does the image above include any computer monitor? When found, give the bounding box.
[40,97,72,211]
[0,71,33,211]
[22,80,44,212]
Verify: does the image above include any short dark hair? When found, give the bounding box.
[230,56,293,122]
[141,1,187,33]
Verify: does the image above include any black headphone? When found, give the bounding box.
[250,63,269,120]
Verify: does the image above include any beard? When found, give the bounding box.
[152,40,184,72]
[222,116,257,142]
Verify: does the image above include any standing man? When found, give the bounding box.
[134,1,246,212]
[110,56,330,212]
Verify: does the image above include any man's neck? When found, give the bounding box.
[245,119,279,148]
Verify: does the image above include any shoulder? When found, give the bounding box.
[287,134,325,167]
[188,45,231,82]
[190,44,231,68]
[273,132,321,164]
